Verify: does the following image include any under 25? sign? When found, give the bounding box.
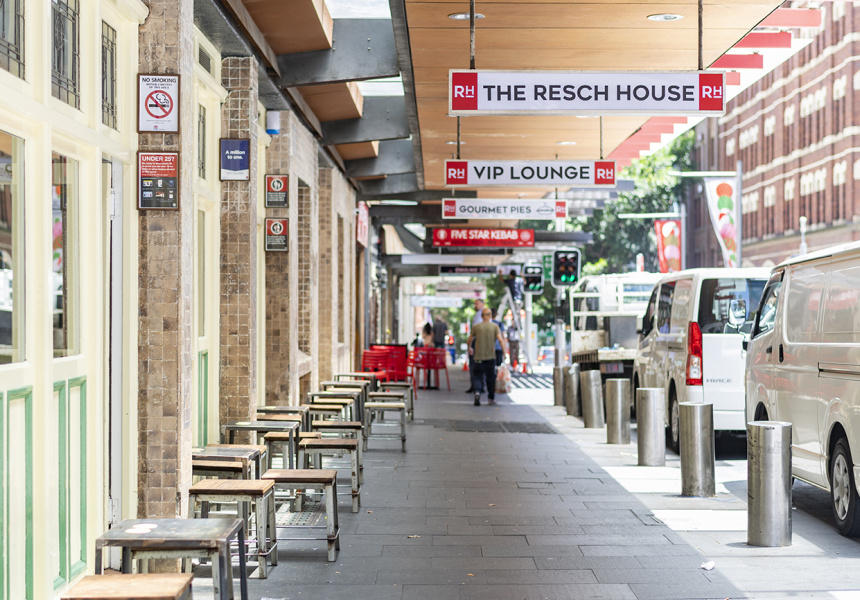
[445,159,615,187]
[449,70,725,116]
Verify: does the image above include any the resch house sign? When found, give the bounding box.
[449,70,725,116]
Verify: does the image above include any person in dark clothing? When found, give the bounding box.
[431,313,449,348]
[502,269,524,307]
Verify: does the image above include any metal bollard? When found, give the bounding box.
[606,379,631,444]
[679,402,716,497]
[553,367,565,407]
[747,421,792,547]
[580,370,604,429]
[636,388,666,466]
[564,364,581,417]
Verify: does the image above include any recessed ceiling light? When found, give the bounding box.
[556,141,577,146]
[445,140,465,145]
[448,12,485,20]
[647,13,683,21]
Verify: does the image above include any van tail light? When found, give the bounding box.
[686,321,703,386]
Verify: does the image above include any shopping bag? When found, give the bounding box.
[496,364,512,393]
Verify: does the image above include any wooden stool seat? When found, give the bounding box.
[368,391,405,400]
[310,422,364,484]
[189,479,274,496]
[191,459,246,479]
[264,431,320,441]
[299,438,359,450]
[311,421,362,431]
[262,468,337,485]
[364,401,406,410]
[61,574,193,600]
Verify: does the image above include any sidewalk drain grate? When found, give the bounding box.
[423,419,558,434]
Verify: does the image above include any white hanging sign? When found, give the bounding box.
[442,198,567,220]
[410,296,464,308]
[138,74,180,132]
[445,159,615,187]
[449,70,725,116]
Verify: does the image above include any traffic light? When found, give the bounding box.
[552,248,581,287]
[523,264,544,294]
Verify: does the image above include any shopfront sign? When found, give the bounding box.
[138,152,179,210]
[445,159,615,187]
[442,198,567,220]
[265,175,288,207]
[449,70,725,116]
[436,281,486,298]
[432,228,534,248]
[265,218,288,251]
[410,295,463,308]
[138,74,180,132]
[356,201,369,247]
[439,265,496,277]
[220,139,250,181]
[655,219,682,273]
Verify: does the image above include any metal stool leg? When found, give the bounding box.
[351,447,360,513]
[325,480,337,561]
[255,496,268,578]
[400,408,406,452]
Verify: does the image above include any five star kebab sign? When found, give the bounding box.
[445,159,615,187]
[449,70,725,116]
[432,228,534,248]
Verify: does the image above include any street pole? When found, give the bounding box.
[554,288,565,368]
[736,159,743,266]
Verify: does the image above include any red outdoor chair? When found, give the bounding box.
[427,348,451,391]
[361,349,390,382]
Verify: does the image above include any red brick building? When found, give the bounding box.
[690,2,859,267]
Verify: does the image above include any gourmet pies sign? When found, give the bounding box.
[432,228,534,248]
[449,70,725,116]
[443,198,566,220]
[445,159,615,187]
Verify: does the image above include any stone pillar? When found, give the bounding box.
[264,112,291,405]
[137,0,196,519]
[317,167,335,381]
[219,58,259,432]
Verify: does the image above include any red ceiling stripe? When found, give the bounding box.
[629,133,663,143]
[734,31,792,49]
[760,8,822,28]
[725,71,742,86]
[645,117,688,126]
[711,54,764,69]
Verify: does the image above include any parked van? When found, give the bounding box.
[746,241,860,536]
[633,268,769,452]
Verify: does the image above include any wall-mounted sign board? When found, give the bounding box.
[138,152,179,210]
[265,218,288,251]
[443,198,566,220]
[265,175,288,207]
[220,139,250,181]
[439,266,496,277]
[410,296,464,308]
[138,74,180,132]
[445,159,615,187]
[432,228,535,248]
[449,70,725,116]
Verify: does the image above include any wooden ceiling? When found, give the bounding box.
[405,0,782,197]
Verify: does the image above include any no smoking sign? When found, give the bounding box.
[138,74,180,132]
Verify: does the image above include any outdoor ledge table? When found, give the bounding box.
[94,518,248,600]
[320,381,369,421]
[196,445,264,479]
[222,420,300,469]
[334,372,379,391]
[257,405,311,431]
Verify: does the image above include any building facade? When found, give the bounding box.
[691,2,859,267]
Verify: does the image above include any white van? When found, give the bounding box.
[746,241,860,536]
[634,268,769,452]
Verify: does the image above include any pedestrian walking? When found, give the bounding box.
[466,307,508,406]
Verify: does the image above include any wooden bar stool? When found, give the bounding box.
[380,381,415,420]
[188,480,277,579]
[262,468,340,561]
[298,438,360,512]
[364,400,406,452]
[263,431,321,469]
[310,421,364,484]
[306,403,350,422]
[306,396,354,421]
[61,574,194,600]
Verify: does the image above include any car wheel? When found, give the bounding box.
[668,389,680,454]
[831,438,860,537]
[754,404,769,422]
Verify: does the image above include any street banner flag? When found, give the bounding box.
[703,178,740,268]
[654,219,682,273]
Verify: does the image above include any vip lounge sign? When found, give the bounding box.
[449,70,725,116]
[442,198,566,220]
[445,160,615,187]
[432,228,534,248]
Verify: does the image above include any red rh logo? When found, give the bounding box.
[699,73,724,111]
[451,72,478,111]
[555,201,566,218]
[594,161,615,185]
[443,200,457,217]
[446,161,468,185]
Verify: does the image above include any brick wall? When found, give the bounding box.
[136,0,196,520]
[317,167,335,381]
[218,57,259,434]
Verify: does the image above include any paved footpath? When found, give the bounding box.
[200,370,860,599]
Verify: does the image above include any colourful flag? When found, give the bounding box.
[655,219,682,273]
[702,177,740,267]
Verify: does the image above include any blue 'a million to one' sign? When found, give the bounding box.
[220,139,250,181]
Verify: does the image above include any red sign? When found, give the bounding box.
[265,174,288,207]
[266,175,287,192]
[356,201,369,247]
[451,71,478,111]
[265,218,288,251]
[432,228,534,247]
[138,152,179,210]
[446,161,468,185]
[594,161,615,185]
[698,73,724,111]
[655,219,682,273]
[555,201,566,218]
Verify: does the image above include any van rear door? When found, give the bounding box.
[697,277,768,431]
